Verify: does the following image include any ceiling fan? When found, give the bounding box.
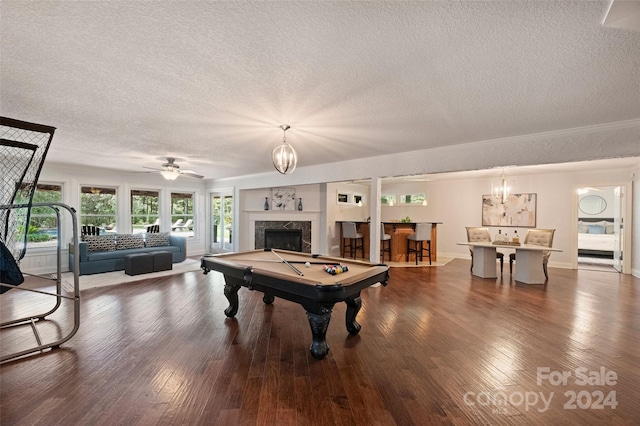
[144,157,204,180]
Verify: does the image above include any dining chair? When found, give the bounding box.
[509,229,555,279]
[465,226,504,274]
[380,223,391,262]
[146,224,160,233]
[407,223,431,265]
[81,225,100,236]
[341,222,364,259]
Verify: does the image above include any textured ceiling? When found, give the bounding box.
[1,1,639,179]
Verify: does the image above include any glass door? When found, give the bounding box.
[612,186,623,273]
[211,193,233,252]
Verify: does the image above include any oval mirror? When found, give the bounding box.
[579,195,607,215]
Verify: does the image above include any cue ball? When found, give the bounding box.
[305,262,311,268]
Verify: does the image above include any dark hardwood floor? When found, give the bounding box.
[1,259,639,425]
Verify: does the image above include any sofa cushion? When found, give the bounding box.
[86,245,180,262]
[116,233,145,250]
[82,234,116,252]
[146,232,170,247]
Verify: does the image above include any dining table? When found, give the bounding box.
[457,241,562,284]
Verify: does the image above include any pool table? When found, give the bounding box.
[201,249,389,359]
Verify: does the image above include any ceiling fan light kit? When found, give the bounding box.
[272,124,297,175]
[160,168,180,180]
[144,157,204,180]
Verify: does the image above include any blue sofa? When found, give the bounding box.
[69,234,186,275]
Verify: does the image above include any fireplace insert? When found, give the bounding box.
[264,229,302,252]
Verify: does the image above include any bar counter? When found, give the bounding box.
[337,221,443,262]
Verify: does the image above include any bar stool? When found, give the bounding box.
[407,223,431,265]
[341,222,364,259]
[380,223,391,261]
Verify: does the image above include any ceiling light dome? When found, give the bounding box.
[272,125,297,175]
[160,168,180,180]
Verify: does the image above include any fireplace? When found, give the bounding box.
[264,229,303,252]
[254,220,312,253]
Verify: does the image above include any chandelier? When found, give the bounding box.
[272,125,297,175]
[492,170,510,204]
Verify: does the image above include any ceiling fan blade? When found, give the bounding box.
[142,166,163,171]
[180,171,204,179]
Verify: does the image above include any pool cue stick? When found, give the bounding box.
[271,250,304,276]
[227,259,339,265]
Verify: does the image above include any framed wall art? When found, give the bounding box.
[482,193,537,227]
[271,187,296,210]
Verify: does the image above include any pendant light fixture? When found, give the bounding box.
[272,124,297,175]
[492,169,510,204]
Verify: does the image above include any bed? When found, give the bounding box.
[578,218,615,257]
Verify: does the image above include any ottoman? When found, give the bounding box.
[124,253,153,276]
[152,251,173,272]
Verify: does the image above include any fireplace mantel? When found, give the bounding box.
[246,211,320,253]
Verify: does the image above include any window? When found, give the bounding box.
[337,193,350,204]
[381,195,396,205]
[400,193,427,205]
[171,191,194,237]
[131,189,159,233]
[18,183,63,247]
[80,186,117,233]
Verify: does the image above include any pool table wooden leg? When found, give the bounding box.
[263,294,274,304]
[305,305,334,360]
[223,277,242,317]
[345,294,362,335]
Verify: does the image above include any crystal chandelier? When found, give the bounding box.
[272,125,297,175]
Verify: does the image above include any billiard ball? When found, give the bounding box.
[305,262,311,268]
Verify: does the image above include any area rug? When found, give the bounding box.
[60,258,202,292]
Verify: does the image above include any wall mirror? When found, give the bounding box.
[579,195,607,215]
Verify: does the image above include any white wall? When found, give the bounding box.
[632,165,640,278]
[325,182,370,255]
[376,167,635,272]
[578,187,615,218]
[227,164,636,274]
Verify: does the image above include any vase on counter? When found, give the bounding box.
[297,198,303,211]
[264,197,269,210]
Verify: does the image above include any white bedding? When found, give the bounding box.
[578,233,615,252]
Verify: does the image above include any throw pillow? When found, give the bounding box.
[577,221,588,234]
[145,232,170,247]
[587,225,605,234]
[605,223,614,234]
[116,233,145,250]
[83,235,116,252]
